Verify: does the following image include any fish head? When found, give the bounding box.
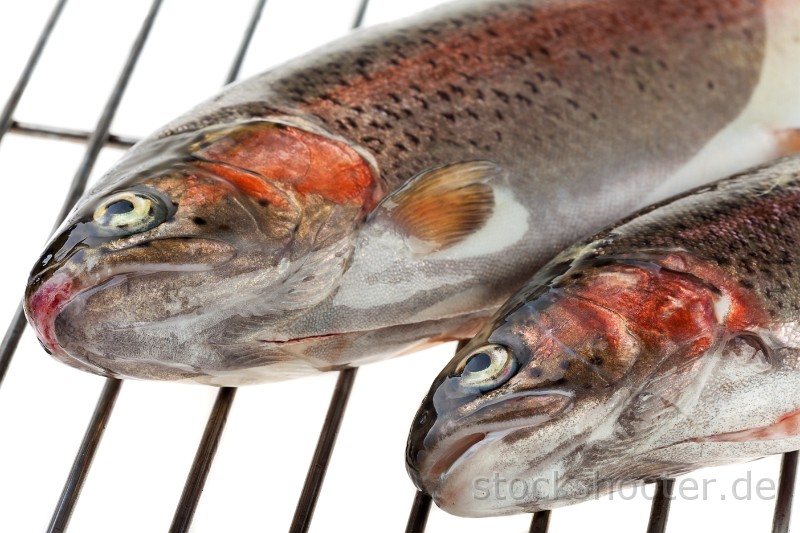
[24,120,381,381]
[406,255,744,516]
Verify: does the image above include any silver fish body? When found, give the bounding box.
[407,155,800,516]
[24,0,800,384]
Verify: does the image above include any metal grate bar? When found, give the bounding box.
[167,0,267,527]
[0,0,70,388]
[44,0,165,530]
[290,368,359,533]
[169,387,238,533]
[47,378,122,533]
[351,0,370,31]
[773,451,798,533]
[646,478,675,533]
[9,120,139,148]
[0,0,68,140]
[405,491,432,533]
[224,0,268,85]
[529,511,551,533]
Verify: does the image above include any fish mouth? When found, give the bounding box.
[24,237,236,363]
[410,391,573,496]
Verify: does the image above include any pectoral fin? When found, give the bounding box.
[367,160,502,254]
[774,128,800,156]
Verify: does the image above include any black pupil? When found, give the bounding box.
[105,199,135,216]
[464,352,492,374]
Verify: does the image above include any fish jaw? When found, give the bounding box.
[406,386,576,515]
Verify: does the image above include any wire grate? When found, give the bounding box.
[1,1,798,532]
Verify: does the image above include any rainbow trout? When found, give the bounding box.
[407,155,800,516]
[24,0,800,384]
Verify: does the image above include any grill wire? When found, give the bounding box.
[1,1,799,532]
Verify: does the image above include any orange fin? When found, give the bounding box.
[369,160,501,253]
[774,128,800,157]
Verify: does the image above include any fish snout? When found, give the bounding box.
[406,402,439,491]
[24,269,80,358]
[406,387,573,499]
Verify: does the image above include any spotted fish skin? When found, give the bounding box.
[407,155,800,516]
[23,0,800,384]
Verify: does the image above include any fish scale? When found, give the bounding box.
[178,0,766,188]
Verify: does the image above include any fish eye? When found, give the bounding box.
[93,190,167,233]
[455,344,517,393]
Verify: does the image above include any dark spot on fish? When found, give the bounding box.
[530,367,542,378]
[449,84,465,97]
[629,45,642,55]
[404,131,420,145]
[524,81,539,94]
[495,109,504,121]
[492,89,510,104]
[707,80,715,90]
[258,199,270,207]
[218,224,230,231]
[637,80,646,92]
[560,359,571,370]
[577,51,593,63]
[442,112,456,123]
[192,217,207,225]
[609,49,620,59]
[588,355,604,366]
[566,98,579,109]
[539,46,550,57]
[437,90,451,102]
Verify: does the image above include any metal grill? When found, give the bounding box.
[0,2,797,532]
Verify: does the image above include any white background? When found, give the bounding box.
[0,1,793,531]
